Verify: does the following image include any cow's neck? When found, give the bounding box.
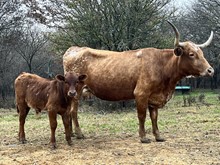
[160,49,186,88]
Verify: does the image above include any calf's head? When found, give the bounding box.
[55,72,87,98]
[168,21,214,77]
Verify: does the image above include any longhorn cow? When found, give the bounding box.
[63,21,214,143]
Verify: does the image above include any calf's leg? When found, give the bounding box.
[69,115,73,137]
[148,106,164,142]
[48,111,57,149]
[71,100,84,139]
[62,113,72,145]
[18,105,30,143]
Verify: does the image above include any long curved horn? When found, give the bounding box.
[196,31,213,48]
[167,21,180,47]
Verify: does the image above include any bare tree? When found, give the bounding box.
[0,0,24,100]
[0,0,63,107]
[14,28,49,73]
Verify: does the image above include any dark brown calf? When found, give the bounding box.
[14,72,86,149]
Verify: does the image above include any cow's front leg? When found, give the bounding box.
[62,113,72,146]
[148,106,165,142]
[135,97,150,143]
[48,110,57,149]
[71,100,84,139]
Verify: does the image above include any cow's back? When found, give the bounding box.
[15,72,51,110]
[63,46,145,100]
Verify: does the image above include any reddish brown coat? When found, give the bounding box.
[63,23,214,142]
[14,72,86,149]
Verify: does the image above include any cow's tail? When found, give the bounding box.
[16,105,19,114]
[14,97,19,113]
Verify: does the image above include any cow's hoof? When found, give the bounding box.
[140,138,151,143]
[67,140,73,146]
[71,132,84,139]
[156,136,165,142]
[156,138,166,142]
[71,132,75,137]
[20,141,27,144]
[19,138,27,144]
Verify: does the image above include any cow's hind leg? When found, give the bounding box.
[71,100,84,139]
[62,113,72,146]
[149,106,165,142]
[17,105,30,143]
[48,111,57,149]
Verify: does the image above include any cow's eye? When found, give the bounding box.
[189,53,194,58]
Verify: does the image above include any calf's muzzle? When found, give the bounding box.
[68,91,77,97]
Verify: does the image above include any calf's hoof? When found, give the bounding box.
[75,128,84,139]
[50,143,57,150]
[140,137,151,143]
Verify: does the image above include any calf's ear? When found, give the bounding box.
[174,47,183,56]
[78,74,87,82]
[55,74,65,81]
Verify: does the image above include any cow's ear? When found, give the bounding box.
[78,74,87,82]
[55,74,65,81]
[174,47,183,56]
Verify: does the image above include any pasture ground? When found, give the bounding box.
[0,90,220,165]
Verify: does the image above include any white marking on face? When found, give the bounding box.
[69,50,79,57]
[190,43,199,52]
[136,50,142,57]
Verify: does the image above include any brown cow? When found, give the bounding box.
[14,72,87,149]
[63,21,214,143]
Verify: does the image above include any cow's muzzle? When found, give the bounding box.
[202,67,214,77]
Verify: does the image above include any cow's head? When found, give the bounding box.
[168,21,214,77]
[55,72,87,98]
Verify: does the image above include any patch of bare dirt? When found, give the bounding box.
[1,133,220,165]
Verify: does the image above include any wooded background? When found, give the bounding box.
[0,0,219,107]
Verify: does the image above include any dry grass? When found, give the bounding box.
[0,91,220,164]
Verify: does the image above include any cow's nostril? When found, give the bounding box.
[207,67,214,76]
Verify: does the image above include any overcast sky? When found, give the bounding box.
[174,0,194,8]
